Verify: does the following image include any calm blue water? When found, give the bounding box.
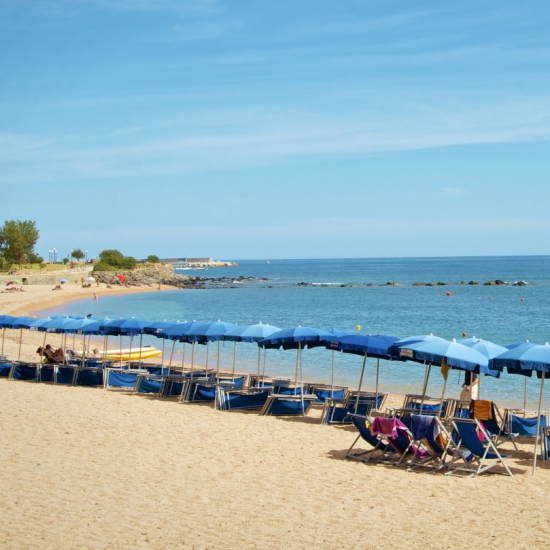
[43,256,550,408]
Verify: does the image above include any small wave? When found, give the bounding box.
[312,282,344,286]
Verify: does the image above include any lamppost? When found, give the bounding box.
[85,250,88,263]
[53,248,57,263]
[48,250,53,263]
[70,250,73,263]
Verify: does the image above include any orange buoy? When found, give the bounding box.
[462,332,467,337]
[520,298,525,302]
[446,291,452,296]
[489,296,493,300]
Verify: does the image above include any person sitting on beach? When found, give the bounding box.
[37,344,59,364]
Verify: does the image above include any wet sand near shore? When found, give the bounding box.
[2,284,550,549]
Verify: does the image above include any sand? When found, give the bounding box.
[1,284,550,549]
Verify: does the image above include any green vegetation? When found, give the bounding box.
[71,248,85,261]
[147,254,160,263]
[94,249,137,271]
[0,219,40,268]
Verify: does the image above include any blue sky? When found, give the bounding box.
[1,0,550,260]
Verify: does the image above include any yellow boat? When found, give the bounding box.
[99,346,162,361]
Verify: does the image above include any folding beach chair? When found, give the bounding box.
[541,427,550,461]
[307,384,348,404]
[9,362,39,381]
[259,394,317,417]
[217,387,271,411]
[406,414,450,471]
[0,360,13,378]
[506,411,548,437]
[321,393,387,425]
[469,400,519,450]
[345,414,395,464]
[370,416,431,466]
[445,418,513,477]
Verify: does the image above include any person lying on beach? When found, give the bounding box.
[37,344,60,364]
[52,285,63,290]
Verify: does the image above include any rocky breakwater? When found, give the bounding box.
[93,265,262,290]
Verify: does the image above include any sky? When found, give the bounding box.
[1,0,550,261]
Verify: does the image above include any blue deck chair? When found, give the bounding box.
[75,367,104,386]
[321,394,387,425]
[307,384,348,404]
[218,388,270,411]
[134,373,164,394]
[346,414,395,463]
[406,414,450,471]
[508,413,547,436]
[10,362,39,381]
[445,418,513,477]
[0,361,13,377]
[104,368,145,390]
[541,427,550,461]
[370,416,430,466]
[259,394,317,417]
[470,400,519,450]
[54,365,77,385]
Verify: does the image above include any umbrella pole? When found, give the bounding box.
[331,350,335,400]
[355,353,368,413]
[17,328,23,360]
[375,358,380,410]
[1,328,5,356]
[262,348,267,383]
[533,372,545,476]
[256,347,261,385]
[524,377,528,411]
[299,342,305,416]
[294,348,299,388]
[420,363,431,415]
[180,341,185,373]
[216,341,220,382]
[186,341,195,402]
[128,334,134,368]
[168,340,176,374]
[138,334,143,366]
[439,374,449,419]
[232,341,236,378]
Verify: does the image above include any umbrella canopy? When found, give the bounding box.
[59,278,69,283]
[461,337,508,360]
[7,279,23,285]
[4,315,39,329]
[143,320,181,336]
[116,274,126,283]
[223,323,282,343]
[0,314,17,328]
[63,317,106,335]
[85,276,96,282]
[388,334,446,360]
[157,321,206,342]
[39,316,80,333]
[327,334,399,359]
[185,321,242,343]
[492,342,550,475]
[258,326,333,350]
[99,318,150,336]
[400,338,490,373]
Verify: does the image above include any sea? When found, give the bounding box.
[44,256,550,409]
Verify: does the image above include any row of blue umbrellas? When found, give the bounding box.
[2,313,550,473]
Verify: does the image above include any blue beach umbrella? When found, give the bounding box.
[99,317,151,363]
[492,342,550,475]
[399,338,493,413]
[259,326,333,389]
[185,321,242,380]
[326,334,400,409]
[223,322,282,379]
[156,321,208,374]
[144,321,181,368]
[5,315,41,360]
[0,315,16,356]
[62,317,108,363]
[388,333,447,360]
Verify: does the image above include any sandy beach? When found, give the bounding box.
[2,285,550,549]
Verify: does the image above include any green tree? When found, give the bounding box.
[121,256,137,269]
[147,255,160,263]
[0,220,40,268]
[72,249,85,261]
[99,249,125,267]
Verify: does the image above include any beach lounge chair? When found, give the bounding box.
[406,414,450,471]
[0,360,13,378]
[104,367,148,390]
[345,413,395,463]
[307,384,348,404]
[75,366,104,386]
[445,418,513,477]
[321,392,387,425]
[259,394,317,417]
[370,416,431,466]
[9,362,39,381]
[506,411,548,437]
[469,399,519,450]
[541,427,550,461]
[218,387,271,411]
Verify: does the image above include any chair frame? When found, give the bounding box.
[444,417,513,477]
